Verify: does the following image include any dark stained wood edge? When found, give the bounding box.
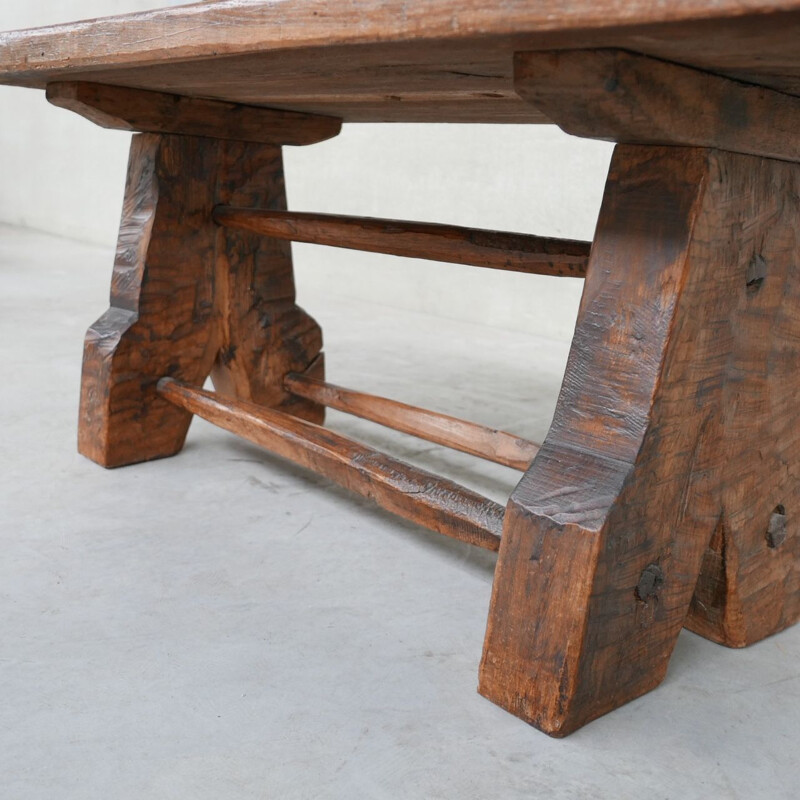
[285,372,540,470]
[158,377,505,551]
[480,144,723,736]
[213,207,590,277]
[514,48,800,163]
[46,81,342,146]
[3,1,800,81]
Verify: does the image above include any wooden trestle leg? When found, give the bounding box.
[78,132,326,468]
[479,143,800,736]
[66,73,798,736]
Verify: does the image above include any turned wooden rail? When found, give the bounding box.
[213,207,591,277]
[158,378,505,551]
[285,372,539,470]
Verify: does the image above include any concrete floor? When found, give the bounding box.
[1,224,798,799]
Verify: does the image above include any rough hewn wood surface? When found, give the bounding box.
[285,372,540,470]
[78,133,220,467]
[158,378,505,551]
[4,2,800,122]
[46,82,341,146]
[79,132,326,468]
[214,208,590,278]
[515,49,800,163]
[685,159,800,646]
[480,144,800,736]
[210,141,325,425]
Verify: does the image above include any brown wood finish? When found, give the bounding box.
[158,377,505,551]
[481,144,800,736]
[79,132,328,468]
[78,133,220,467]
[511,48,800,651]
[684,165,800,646]
[9,0,800,737]
[210,142,325,425]
[214,208,590,278]
[4,3,800,122]
[284,372,540,470]
[514,49,800,163]
[46,82,341,146]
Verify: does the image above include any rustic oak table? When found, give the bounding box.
[2,0,799,737]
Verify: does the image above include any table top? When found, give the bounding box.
[2,0,800,123]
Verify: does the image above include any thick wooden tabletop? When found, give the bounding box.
[2,0,800,123]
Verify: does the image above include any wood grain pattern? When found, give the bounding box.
[515,49,800,163]
[210,141,325,424]
[78,133,220,467]
[46,82,341,146]
[480,144,800,736]
[284,372,540,470]
[8,0,799,76]
[214,207,590,278]
[4,3,800,122]
[79,131,329,468]
[685,159,800,646]
[158,377,505,551]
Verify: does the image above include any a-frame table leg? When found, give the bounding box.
[79,133,324,468]
[480,143,800,736]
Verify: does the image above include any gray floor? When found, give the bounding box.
[1,224,798,799]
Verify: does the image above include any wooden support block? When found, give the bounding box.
[78,133,326,468]
[213,207,591,278]
[285,372,539,470]
[158,378,505,551]
[210,141,325,424]
[514,49,800,163]
[47,82,341,146]
[479,144,800,736]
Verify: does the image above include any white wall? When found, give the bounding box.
[0,2,614,342]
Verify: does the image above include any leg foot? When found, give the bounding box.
[479,145,800,735]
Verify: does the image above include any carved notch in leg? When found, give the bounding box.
[685,162,800,647]
[79,134,324,468]
[78,134,220,468]
[480,144,800,736]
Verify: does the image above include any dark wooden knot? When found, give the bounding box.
[766,505,787,549]
[746,254,767,292]
[635,564,664,602]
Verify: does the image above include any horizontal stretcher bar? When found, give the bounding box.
[157,378,505,551]
[285,372,539,471]
[213,207,591,278]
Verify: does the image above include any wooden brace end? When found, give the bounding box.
[47,81,342,146]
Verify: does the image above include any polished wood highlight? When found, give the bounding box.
[480,144,800,736]
[214,207,590,278]
[285,372,540,470]
[158,378,505,551]
[46,82,341,146]
[515,49,800,162]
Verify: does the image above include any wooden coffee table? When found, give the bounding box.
[2,1,799,736]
